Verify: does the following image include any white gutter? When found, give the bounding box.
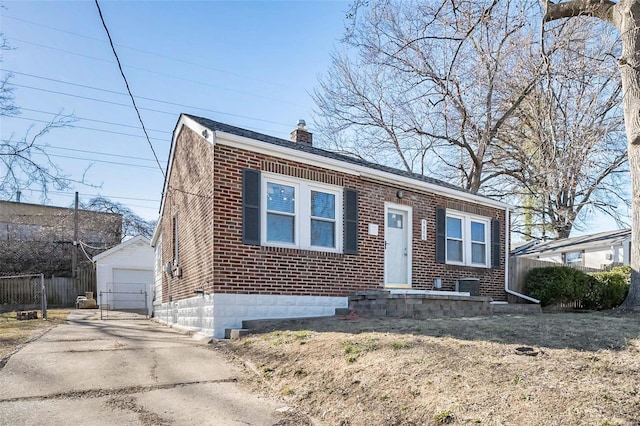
[504,208,540,304]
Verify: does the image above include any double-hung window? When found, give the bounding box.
[470,221,487,265]
[266,182,296,243]
[310,190,336,248]
[445,211,490,267]
[446,216,463,262]
[262,174,342,252]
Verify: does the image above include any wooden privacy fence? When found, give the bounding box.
[508,257,599,303]
[0,267,95,308]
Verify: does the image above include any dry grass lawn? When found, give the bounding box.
[0,308,70,366]
[220,312,640,426]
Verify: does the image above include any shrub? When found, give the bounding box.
[586,266,630,310]
[525,265,630,310]
[524,266,596,306]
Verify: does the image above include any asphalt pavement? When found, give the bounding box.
[0,310,302,425]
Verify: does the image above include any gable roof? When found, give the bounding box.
[511,229,631,257]
[186,114,470,194]
[152,113,511,244]
[93,235,151,261]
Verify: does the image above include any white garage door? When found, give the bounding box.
[110,268,153,310]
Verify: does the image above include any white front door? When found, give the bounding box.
[385,205,412,287]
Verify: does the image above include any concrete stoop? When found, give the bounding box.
[349,290,493,319]
[224,295,541,338]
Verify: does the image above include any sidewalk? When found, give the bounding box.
[0,310,302,425]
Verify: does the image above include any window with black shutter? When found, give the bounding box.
[242,168,261,245]
[344,189,358,255]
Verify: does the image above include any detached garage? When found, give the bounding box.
[94,236,154,316]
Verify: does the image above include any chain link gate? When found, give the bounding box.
[99,289,148,320]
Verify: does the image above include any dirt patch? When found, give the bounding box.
[106,396,172,426]
[220,312,640,425]
[0,308,71,368]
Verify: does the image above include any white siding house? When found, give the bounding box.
[511,229,631,269]
[94,235,154,315]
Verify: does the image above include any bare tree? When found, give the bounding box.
[0,35,19,118]
[81,196,156,240]
[313,0,542,192]
[543,0,639,310]
[0,33,84,201]
[488,18,628,240]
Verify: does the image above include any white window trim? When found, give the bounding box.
[260,173,343,253]
[445,210,490,268]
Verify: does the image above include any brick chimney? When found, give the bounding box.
[290,119,312,145]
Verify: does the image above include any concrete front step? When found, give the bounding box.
[229,301,541,338]
[334,307,351,316]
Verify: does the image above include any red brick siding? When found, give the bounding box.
[160,127,214,303]
[159,127,507,303]
[211,143,507,301]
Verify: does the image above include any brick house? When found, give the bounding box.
[151,114,519,338]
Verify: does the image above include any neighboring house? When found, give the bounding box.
[151,114,514,338]
[511,229,631,269]
[0,200,122,276]
[94,235,154,315]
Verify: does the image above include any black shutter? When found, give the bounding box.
[491,219,501,268]
[344,189,358,255]
[435,208,446,263]
[242,168,261,245]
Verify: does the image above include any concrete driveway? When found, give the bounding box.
[0,310,304,425]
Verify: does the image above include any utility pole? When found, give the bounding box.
[72,191,79,277]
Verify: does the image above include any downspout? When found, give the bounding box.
[504,208,540,304]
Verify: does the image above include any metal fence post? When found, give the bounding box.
[144,290,148,319]
[40,273,47,320]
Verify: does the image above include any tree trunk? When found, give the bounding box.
[627,144,640,309]
[545,0,640,310]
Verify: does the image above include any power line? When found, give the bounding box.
[45,145,157,162]
[29,189,159,203]
[21,189,159,210]
[2,68,293,127]
[4,38,305,110]
[9,82,295,130]
[28,150,163,170]
[9,82,178,116]
[1,139,158,162]
[94,0,164,177]
[19,107,171,134]
[7,115,168,142]
[3,14,299,91]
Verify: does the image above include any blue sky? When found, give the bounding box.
[0,1,627,236]
[1,0,349,220]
